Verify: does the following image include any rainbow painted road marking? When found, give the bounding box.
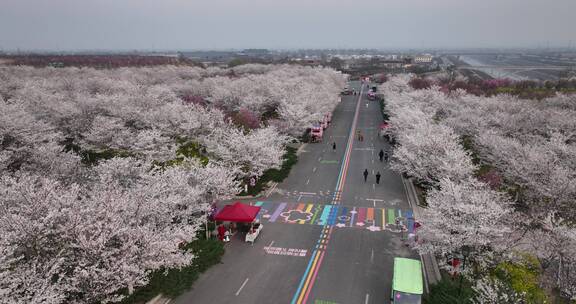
[253,201,414,233]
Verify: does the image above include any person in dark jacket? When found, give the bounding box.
[363,169,369,182]
[379,149,384,162]
[376,171,381,184]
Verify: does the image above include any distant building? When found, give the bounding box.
[414,54,433,63]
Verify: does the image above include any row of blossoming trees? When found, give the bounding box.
[381,75,576,302]
[0,64,346,303]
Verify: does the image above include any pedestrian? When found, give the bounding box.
[360,134,364,142]
[217,224,226,241]
[384,151,389,162]
[363,169,369,182]
[378,149,384,162]
[376,171,381,184]
[332,142,336,151]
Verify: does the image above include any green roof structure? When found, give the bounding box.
[393,258,423,295]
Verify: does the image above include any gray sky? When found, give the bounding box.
[1,0,575,51]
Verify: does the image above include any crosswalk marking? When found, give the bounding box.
[252,201,412,232]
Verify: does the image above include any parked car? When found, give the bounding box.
[310,123,323,142]
[390,258,423,304]
[341,87,352,95]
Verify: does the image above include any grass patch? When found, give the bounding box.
[118,238,225,304]
[239,146,298,196]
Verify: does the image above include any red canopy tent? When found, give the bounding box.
[214,202,261,223]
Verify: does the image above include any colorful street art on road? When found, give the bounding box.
[252,201,415,233]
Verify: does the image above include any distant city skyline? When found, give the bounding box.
[1,0,575,51]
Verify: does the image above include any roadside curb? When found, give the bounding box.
[233,194,260,199]
[402,176,442,292]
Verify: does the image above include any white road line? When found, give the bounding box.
[300,192,316,195]
[306,179,310,185]
[401,177,414,209]
[297,195,302,202]
[235,278,249,296]
[365,293,370,304]
[267,241,275,247]
[265,182,278,198]
[372,184,375,190]
[370,249,374,264]
[318,157,322,161]
[296,144,307,155]
[373,201,376,207]
[372,159,374,163]
[372,170,374,174]
[312,167,317,173]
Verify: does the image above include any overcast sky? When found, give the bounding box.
[1,0,575,51]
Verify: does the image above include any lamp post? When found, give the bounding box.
[458,245,471,298]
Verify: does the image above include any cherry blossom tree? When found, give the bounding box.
[0,64,346,303]
[0,156,239,303]
[382,74,576,300]
[390,120,476,185]
[417,177,513,257]
[472,276,524,304]
[203,125,290,178]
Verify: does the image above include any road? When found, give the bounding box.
[173,81,418,304]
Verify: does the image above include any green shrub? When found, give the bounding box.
[118,239,225,304]
[494,254,548,304]
[379,99,389,121]
[424,275,475,304]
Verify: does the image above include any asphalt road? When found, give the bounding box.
[173,81,418,304]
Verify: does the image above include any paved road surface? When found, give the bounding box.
[174,81,418,304]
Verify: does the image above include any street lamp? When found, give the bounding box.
[458,245,471,298]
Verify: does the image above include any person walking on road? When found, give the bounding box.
[363,169,369,182]
[332,142,336,151]
[379,149,384,162]
[384,151,389,162]
[376,171,381,184]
